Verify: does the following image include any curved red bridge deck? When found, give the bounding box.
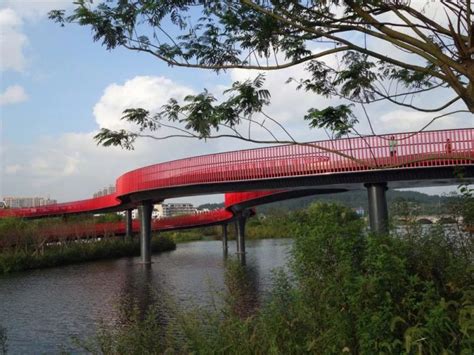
[1,129,473,235]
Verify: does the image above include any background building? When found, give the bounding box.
[124,202,199,220]
[93,185,116,198]
[161,203,197,217]
[2,197,57,208]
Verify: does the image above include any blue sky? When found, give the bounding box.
[2,7,224,143]
[1,1,471,204]
[0,1,232,203]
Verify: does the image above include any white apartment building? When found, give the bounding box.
[2,196,57,208]
[122,202,198,220]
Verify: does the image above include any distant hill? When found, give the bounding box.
[198,190,457,215]
[198,203,225,211]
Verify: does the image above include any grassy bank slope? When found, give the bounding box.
[0,236,175,275]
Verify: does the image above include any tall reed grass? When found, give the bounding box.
[0,235,175,275]
[78,203,473,354]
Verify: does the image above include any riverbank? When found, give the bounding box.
[80,203,474,354]
[164,229,213,243]
[0,236,175,275]
[163,214,295,244]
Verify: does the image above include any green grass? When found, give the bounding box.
[163,229,208,243]
[0,236,176,275]
[161,223,231,243]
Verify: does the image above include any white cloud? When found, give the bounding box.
[229,53,334,125]
[3,65,470,203]
[222,49,343,143]
[0,1,74,72]
[94,76,194,130]
[378,109,472,133]
[1,0,73,20]
[1,76,229,202]
[0,85,28,105]
[0,8,28,72]
[225,51,471,141]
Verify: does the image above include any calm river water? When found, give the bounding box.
[0,238,292,353]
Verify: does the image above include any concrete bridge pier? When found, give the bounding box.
[125,209,133,239]
[222,224,228,256]
[139,201,153,264]
[235,211,248,264]
[365,182,389,234]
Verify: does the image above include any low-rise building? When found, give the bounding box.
[2,196,57,208]
[161,203,197,217]
[93,185,116,198]
[120,202,199,220]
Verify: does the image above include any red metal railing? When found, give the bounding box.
[0,209,235,249]
[1,128,473,223]
[116,128,474,196]
[0,193,121,218]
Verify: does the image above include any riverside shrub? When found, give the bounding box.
[82,203,473,354]
[0,236,176,275]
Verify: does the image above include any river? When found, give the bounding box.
[0,238,292,353]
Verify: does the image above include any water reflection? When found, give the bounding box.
[223,260,260,319]
[118,262,155,320]
[0,239,292,353]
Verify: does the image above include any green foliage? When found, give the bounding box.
[254,189,462,217]
[304,104,358,138]
[334,52,377,102]
[0,236,176,275]
[79,302,171,355]
[94,74,272,146]
[94,213,123,223]
[458,183,474,227]
[94,128,137,150]
[83,202,474,354]
[51,1,474,148]
[196,203,223,210]
[0,216,119,253]
[443,183,474,228]
[164,229,205,243]
[161,225,222,243]
[246,213,295,239]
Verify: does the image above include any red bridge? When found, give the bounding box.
[2,128,473,263]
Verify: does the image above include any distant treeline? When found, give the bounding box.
[200,190,460,216]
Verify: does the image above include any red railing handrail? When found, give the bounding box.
[1,128,473,223]
[119,127,473,174]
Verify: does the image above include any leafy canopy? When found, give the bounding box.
[50,1,474,149]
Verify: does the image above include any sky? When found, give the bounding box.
[0,0,472,205]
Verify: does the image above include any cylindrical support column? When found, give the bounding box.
[222,224,228,256]
[139,201,153,264]
[125,209,133,239]
[236,213,247,263]
[365,182,389,234]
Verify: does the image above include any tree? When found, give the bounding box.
[49,1,474,152]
